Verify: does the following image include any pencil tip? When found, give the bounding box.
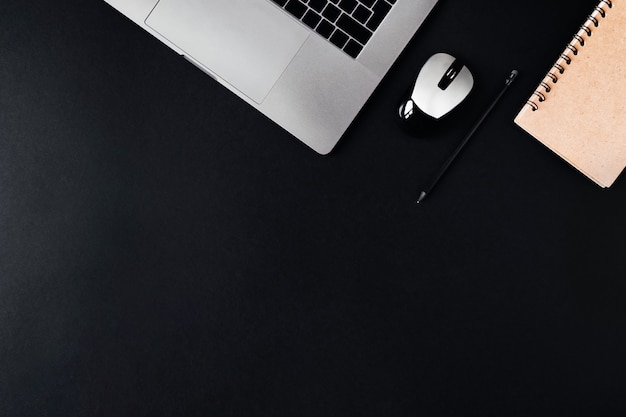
[417,191,427,204]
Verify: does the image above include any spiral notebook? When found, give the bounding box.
[515,0,626,187]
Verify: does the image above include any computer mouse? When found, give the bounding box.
[397,53,474,135]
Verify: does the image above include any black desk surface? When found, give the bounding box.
[2,0,626,415]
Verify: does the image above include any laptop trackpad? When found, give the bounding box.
[146,0,309,104]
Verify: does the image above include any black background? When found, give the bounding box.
[2,0,626,415]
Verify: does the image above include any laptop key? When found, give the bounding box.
[315,19,335,38]
[366,0,391,31]
[302,10,322,29]
[343,39,364,58]
[285,0,307,19]
[353,5,372,24]
[329,30,349,48]
[336,14,372,45]
[338,0,358,13]
[322,4,341,22]
[307,0,327,12]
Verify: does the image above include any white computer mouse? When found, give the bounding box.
[398,53,474,133]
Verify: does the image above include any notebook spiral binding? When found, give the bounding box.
[526,0,613,111]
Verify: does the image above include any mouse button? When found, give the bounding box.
[411,65,473,120]
[437,59,465,90]
[410,53,455,98]
[447,65,474,96]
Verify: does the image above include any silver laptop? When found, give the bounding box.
[103,0,438,154]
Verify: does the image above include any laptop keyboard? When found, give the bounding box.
[270,0,396,58]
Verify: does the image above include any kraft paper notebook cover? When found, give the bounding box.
[514,0,626,187]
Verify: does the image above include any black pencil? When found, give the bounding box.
[417,70,519,204]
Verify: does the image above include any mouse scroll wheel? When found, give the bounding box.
[438,59,464,90]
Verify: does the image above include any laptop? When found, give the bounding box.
[103,0,439,154]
